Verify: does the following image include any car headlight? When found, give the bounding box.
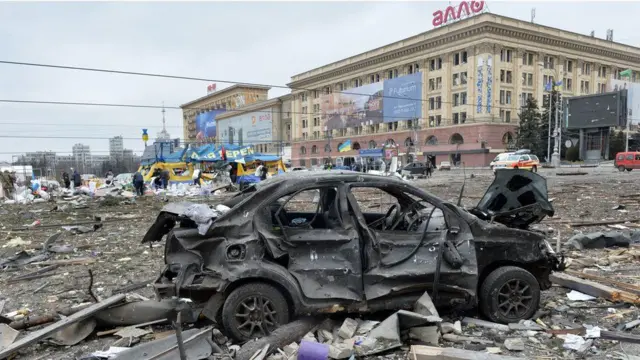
[543,240,555,254]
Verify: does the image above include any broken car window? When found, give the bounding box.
[275,187,342,230]
[349,186,444,233]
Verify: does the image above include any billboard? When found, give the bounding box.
[566,91,627,129]
[195,109,225,140]
[382,72,423,122]
[320,82,383,131]
[607,79,639,124]
[217,110,273,145]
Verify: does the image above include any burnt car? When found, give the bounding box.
[143,170,563,341]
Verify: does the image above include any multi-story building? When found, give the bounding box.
[214,94,293,156]
[287,13,640,167]
[20,151,57,165]
[109,136,124,159]
[181,84,271,144]
[72,143,91,172]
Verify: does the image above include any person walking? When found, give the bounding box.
[133,170,145,196]
[62,171,70,189]
[72,169,82,189]
[192,166,201,186]
[105,169,114,186]
[160,169,170,190]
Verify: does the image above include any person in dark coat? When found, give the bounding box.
[160,169,170,189]
[62,171,70,189]
[133,171,145,196]
[72,169,82,188]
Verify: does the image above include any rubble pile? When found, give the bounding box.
[1,170,640,359]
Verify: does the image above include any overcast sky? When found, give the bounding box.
[0,1,638,162]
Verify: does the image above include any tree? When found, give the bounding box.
[516,97,545,159]
[609,130,626,158]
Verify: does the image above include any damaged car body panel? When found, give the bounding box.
[144,170,562,339]
[471,169,554,229]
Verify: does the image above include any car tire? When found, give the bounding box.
[513,166,519,170]
[222,283,290,341]
[627,168,632,172]
[479,266,540,324]
[619,166,626,172]
[531,166,537,173]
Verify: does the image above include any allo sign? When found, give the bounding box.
[432,1,486,28]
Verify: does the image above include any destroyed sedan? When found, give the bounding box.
[143,170,562,341]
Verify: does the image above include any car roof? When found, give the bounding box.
[255,170,407,189]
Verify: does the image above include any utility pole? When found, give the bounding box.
[547,94,552,164]
[552,90,561,167]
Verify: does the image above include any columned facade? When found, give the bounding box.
[287,13,640,167]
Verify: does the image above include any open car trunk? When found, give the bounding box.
[469,169,554,229]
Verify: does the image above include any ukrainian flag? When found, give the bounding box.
[338,140,352,153]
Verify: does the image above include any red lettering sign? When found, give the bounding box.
[432,1,485,27]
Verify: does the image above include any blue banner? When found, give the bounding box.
[195,109,225,140]
[359,149,383,157]
[188,144,255,162]
[383,73,422,123]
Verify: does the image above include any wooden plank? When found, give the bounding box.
[550,272,634,303]
[411,345,523,360]
[565,270,640,295]
[601,330,640,344]
[30,258,96,266]
[0,294,126,359]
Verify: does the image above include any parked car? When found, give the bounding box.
[401,162,427,176]
[492,150,540,172]
[614,151,640,172]
[143,170,562,341]
[489,152,514,170]
[439,161,451,170]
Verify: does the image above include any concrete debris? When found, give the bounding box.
[328,342,353,359]
[414,292,439,318]
[337,318,358,339]
[0,323,19,348]
[409,326,440,345]
[282,342,299,357]
[503,338,525,351]
[462,317,510,332]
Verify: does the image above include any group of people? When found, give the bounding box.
[60,169,82,189]
[0,170,17,199]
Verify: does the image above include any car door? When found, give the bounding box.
[346,184,477,303]
[271,183,363,302]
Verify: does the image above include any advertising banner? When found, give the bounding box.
[321,82,383,131]
[195,109,225,140]
[188,144,254,161]
[607,79,640,124]
[382,73,422,122]
[218,110,273,145]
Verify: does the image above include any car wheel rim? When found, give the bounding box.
[497,279,533,319]
[234,295,279,338]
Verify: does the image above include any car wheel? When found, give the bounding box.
[619,166,626,172]
[480,266,540,324]
[531,166,537,173]
[626,168,632,172]
[222,283,290,341]
[513,166,519,170]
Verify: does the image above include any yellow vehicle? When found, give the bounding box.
[492,150,540,172]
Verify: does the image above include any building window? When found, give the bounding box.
[500,49,513,62]
[352,78,362,87]
[425,135,438,145]
[582,63,591,76]
[314,90,320,99]
[598,83,607,93]
[300,146,307,155]
[429,96,442,110]
[376,74,380,82]
[543,75,555,87]
[564,78,573,91]
[429,77,443,91]
[301,93,308,102]
[436,115,442,126]
[581,80,590,94]
[598,66,607,78]
[311,145,318,154]
[339,83,344,91]
[368,140,376,149]
[460,112,467,124]
[302,106,307,114]
[453,113,459,124]
[452,72,467,86]
[522,52,534,66]
[453,92,467,106]
[544,56,555,69]
[565,60,573,72]
[430,57,443,71]
[453,51,468,66]
[521,73,533,87]
[519,92,533,107]
[302,119,308,128]
[499,90,512,105]
[500,70,513,84]
[500,110,512,123]
[407,63,420,74]
[299,159,306,167]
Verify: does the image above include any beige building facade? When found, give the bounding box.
[215,94,293,156]
[181,84,271,144]
[287,13,640,167]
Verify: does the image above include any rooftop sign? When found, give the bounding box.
[432,1,486,28]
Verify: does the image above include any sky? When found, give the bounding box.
[0,1,639,162]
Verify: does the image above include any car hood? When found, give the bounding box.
[470,169,554,229]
